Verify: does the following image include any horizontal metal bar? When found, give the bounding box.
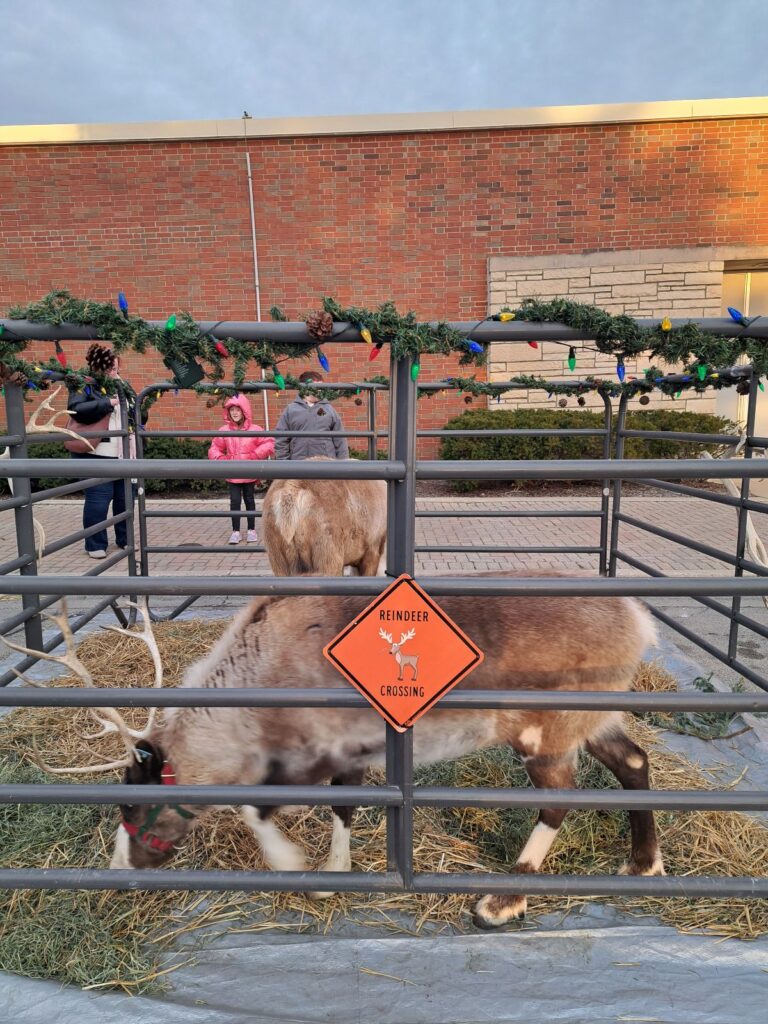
[0,868,403,893]
[413,787,768,811]
[4,574,768,597]
[618,429,741,445]
[639,478,743,507]
[417,459,768,481]
[741,496,768,515]
[144,545,265,554]
[4,687,768,712]
[616,512,748,571]
[144,509,263,519]
[6,457,768,483]
[41,511,131,558]
[0,553,34,575]
[139,380,385,393]
[417,429,608,438]
[414,545,601,554]
[0,867,763,897]
[142,429,375,439]
[411,873,768,898]
[0,433,23,446]
[4,783,767,813]
[1,458,404,480]
[414,509,603,519]
[749,435,768,447]
[0,784,402,807]
[8,317,768,341]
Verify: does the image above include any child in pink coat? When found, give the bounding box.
[208,394,275,544]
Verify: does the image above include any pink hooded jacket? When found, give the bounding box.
[208,394,275,484]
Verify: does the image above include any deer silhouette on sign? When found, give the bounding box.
[379,628,420,681]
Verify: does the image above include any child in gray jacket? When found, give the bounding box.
[274,372,349,460]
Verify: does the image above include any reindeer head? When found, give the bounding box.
[378,627,415,654]
[110,738,197,869]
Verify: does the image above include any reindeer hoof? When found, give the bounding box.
[618,854,666,877]
[472,893,528,929]
[309,889,338,900]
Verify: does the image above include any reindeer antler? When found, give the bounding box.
[0,598,146,774]
[378,628,394,644]
[0,387,96,559]
[79,598,162,741]
[399,628,416,645]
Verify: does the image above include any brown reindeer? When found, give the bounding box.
[262,458,386,576]
[17,578,664,928]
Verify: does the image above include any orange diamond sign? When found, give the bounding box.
[323,574,484,732]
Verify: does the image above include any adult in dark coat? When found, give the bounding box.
[274,372,349,460]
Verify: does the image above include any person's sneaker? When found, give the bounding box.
[246,530,258,544]
[228,531,241,545]
[87,549,107,559]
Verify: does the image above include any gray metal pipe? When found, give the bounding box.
[5,456,768,482]
[5,316,768,341]
[417,458,768,480]
[3,574,768,597]
[3,686,767,712]
[0,458,403,480]
[0,783,401,807]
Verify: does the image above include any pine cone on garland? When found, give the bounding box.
[0,363,28,388]
[85,342,116,375]
[305,310,334,341]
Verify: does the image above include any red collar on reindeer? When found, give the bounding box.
[121,760,194,853]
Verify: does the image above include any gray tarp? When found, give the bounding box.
[2,906,767,1024]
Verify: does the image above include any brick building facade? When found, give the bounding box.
[1,98,767,449]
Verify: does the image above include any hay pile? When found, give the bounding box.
[1,619,767,993]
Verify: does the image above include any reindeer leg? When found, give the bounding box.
[473,751,577,929]
[586,727,664,877]
[312,769,364,899]
[241,806,308,872]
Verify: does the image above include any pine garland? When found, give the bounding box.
[1,292,761,406]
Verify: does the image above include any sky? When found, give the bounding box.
[1,0,767,126]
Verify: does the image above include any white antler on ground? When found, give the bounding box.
[0,386,95,558]
[0,597,154,773]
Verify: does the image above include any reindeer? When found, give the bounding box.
[262,458,386,576]
[0,386,94,558]
[11,578,665,929]
[379,627,419,680]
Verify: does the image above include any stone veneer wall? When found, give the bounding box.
[488,249,725,413]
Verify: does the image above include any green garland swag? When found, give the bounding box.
[0,291,761,404]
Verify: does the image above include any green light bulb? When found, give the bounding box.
[165,314,177,331]
[697,363,707,381]
[411,362,420,382]
[567,347,576,372]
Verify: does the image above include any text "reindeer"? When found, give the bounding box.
[379,628,419,681]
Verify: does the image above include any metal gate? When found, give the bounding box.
[1,316,768,900]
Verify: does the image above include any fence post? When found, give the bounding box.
[384,353,417,886]
[608,392,630,577]
[4,382,44,651]
[367,386,377,461]
[598,391,613,576]
[728,374,759,663]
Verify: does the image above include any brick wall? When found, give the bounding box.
[488,249,726,413]
[2,115,767,447]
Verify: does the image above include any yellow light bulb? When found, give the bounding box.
[661,317,672,332]
[360,327,373,345]
[498,312,515,322]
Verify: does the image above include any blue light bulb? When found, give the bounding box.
[118,292,128,317]
[616,360,626,383]
[318,349,330,372]
[728,307,746,325]
[467,340,483,354]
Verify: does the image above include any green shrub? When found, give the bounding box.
[439,407,738,491]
